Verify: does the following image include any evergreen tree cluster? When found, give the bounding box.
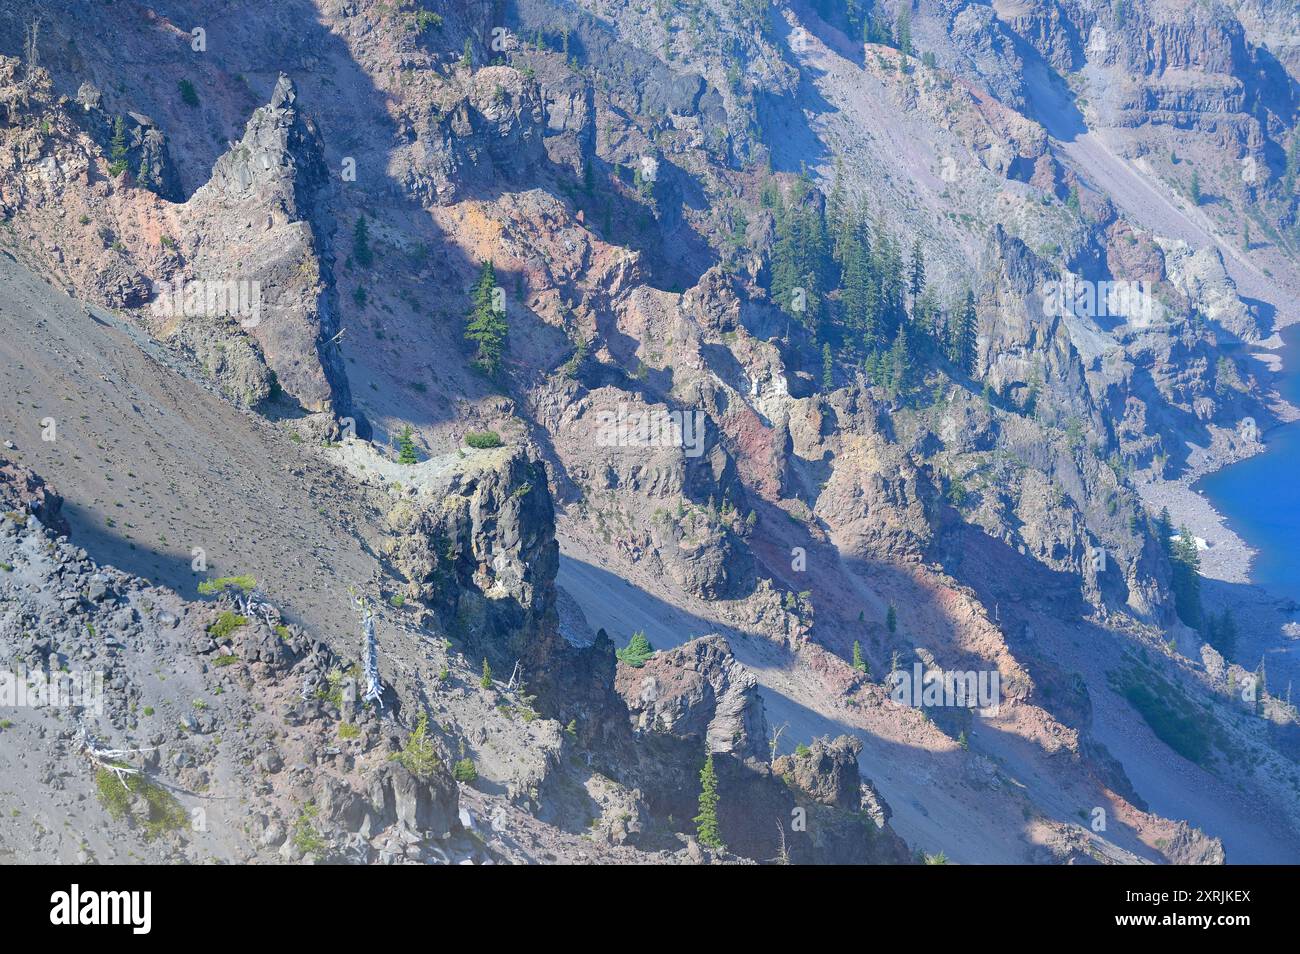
[1158,508,1237,661]
[806,0,900,49]
[765,169,979,394]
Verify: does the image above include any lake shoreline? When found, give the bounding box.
[1137,318,1300,683]
[1138,317,1300,593]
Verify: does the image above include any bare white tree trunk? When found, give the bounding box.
[355,597,383,711]
[21,19,40,107]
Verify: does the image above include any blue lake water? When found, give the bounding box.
[1196,322,1300,605]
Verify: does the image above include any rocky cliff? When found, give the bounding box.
[1,0,1298,865]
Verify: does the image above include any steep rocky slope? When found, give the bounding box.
[2,0,1299,863]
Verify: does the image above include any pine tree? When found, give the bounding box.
[886,605,897,633]
[826,159,848,242]
[1249,658,1267,715]
[887,326,910,397]
[915,288,941,352]
[837,203,876,348]
[1156,507,1173,555]
[397,425,418,464]
[1171,527,1202,629]
[951,290,977,374]
[896,6,912,59]
[694,753,724,850]
[1285,135,1300,196]
[460,39,473,70]
[875,224,905,345]
[108,116,128,176]
[353,216,373,269]
[465,260,507,375]
[615,631,655,668]
[852,640,868,673]
[822,342,834,391]
[770,175,829,337]
[1066,185,1081,214]
[1206,608,1237,659]
[908,238,925,310]
[480,658,493,689]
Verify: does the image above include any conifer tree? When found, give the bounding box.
[480,657,493,689]
[770,175,829,337]
[465,260,507,375]
[914,288,941,351]
[826,159,848,243]
[837,204,876,348]
[888,326,910,397]
[1156,507,1173,555]
[896,6,912,59]
[875,225,905,343]
[852,640,868,673]
[397,425,418,464]
[694,753,724,850]
[353,216,373,268]
[1206,608,1237,659]
[108,116,128,176]
[1171,527,1202,629]
[1285,135,1300,196]
[951,290,977,373]
[908,238,925,309]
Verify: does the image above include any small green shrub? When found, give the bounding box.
[95,767,187,841]
[291,803,325,858]
[207,612,248,640]
[197,575,257,595]
[615,631,655,668]
[452,758,477,783]
[393,712,440,780]
[465,430,503,449]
